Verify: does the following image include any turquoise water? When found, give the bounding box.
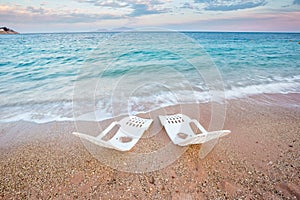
[0,32,299,123]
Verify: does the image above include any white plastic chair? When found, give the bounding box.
[159,114,230,146]
[73,116,153,151]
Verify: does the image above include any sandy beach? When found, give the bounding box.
[0,93,299,199]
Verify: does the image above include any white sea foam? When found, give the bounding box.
[0,81,299,123]
[225,82,300,99]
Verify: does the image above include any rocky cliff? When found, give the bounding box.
[0,27,19,34]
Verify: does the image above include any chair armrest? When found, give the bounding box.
[96,121,119,139]
[191,119,208,134]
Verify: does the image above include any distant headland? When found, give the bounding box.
[0,27,19,34]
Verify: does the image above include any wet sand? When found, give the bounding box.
[0,94,299,199]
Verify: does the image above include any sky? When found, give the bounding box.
[0,0,300,33]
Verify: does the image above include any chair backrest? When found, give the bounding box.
[159,114,200,144]
[118,116,153,138]
[108,116,153,151]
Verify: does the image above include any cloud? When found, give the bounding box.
[164,11,300,32]
[0,5,121,24]
[76,0,128,7]
[75,0,163,8]
[194,0,267,11]
[128,3,163,16]
[293,0,300,4]
[75,0,167,17]
[26,6,45,14]
[181,2,195,9]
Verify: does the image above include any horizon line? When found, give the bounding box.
[14,30,300,34]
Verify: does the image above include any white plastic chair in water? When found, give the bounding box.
[159,114,230,146]
[73,116,153,151]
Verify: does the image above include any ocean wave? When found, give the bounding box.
[0,80,299,123]
[225,79,300,99]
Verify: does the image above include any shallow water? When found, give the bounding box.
[0,32,299,123]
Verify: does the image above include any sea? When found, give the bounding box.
[0,32,299,123]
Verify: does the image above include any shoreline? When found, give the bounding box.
[0,92,299,125]
[0,93,299,199]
